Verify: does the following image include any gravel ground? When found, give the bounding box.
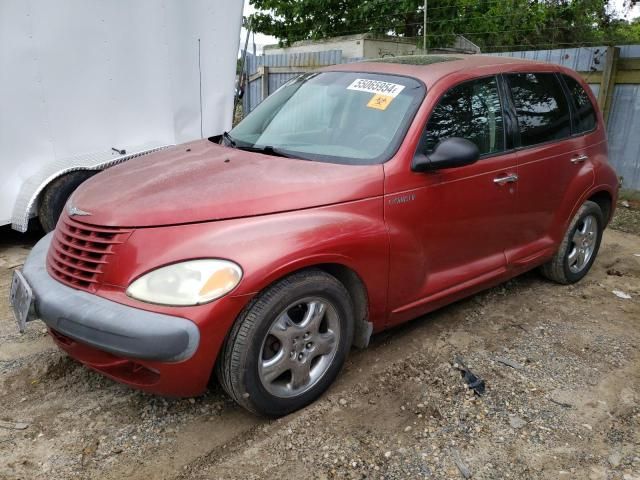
[610,197,640,236]
[1,203,639,480]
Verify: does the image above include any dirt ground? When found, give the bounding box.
[1,207,639,480]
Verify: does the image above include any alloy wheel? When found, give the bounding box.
[568,214,598,273]
[258,298,340,398]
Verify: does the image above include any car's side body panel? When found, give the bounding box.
[379,60,618,326]
[507,137,596,266]
[505,68,612,270]
[383,150,520,326]
[553,68,618,227]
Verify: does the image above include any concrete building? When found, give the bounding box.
[264,33,426,61]
[263,33,480,61]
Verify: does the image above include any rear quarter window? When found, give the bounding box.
[507,73,572,147]
[562,74,597,134]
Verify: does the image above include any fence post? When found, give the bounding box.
[597,46,620,125]
[260,66,270,101]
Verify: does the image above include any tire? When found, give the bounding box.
[216,269,354,417]
[540,200,604,284]
[38,171,97,232]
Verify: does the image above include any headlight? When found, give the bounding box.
[126,259,242,306]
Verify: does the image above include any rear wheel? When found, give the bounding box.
[38,171,97,232]
[540,200,603,284]
[217,270,354,417]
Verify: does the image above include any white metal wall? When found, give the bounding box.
[0,0,243,226]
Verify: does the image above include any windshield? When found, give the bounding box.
[229,72,425,165]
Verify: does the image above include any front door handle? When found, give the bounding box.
[571,154,589,164]
[493,173,519,185]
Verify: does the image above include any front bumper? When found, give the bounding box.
[22,233,200,363]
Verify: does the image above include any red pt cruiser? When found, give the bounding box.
[11,56,618,416]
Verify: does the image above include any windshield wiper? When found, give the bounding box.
[222,131,236,148]
[258,145,292,158]
[236,144,293,158]
[222,133,296,159]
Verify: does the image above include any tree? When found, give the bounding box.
[604,17,640,43]
[249,0,640,51]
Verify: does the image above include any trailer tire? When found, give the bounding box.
[38,171,97,232]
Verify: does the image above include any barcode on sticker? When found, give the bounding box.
[347,79,405,98]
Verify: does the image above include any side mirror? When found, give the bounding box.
[412,137,480,172]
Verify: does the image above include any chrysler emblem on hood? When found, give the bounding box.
[67,204,92,217]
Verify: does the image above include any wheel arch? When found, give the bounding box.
[313,263,372,349]
[557,184,617,243]
[587,190,613,225]
[242,261,374,350]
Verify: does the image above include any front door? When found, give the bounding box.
[385,75,519,326]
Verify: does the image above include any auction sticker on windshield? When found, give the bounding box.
[347,79,406,98]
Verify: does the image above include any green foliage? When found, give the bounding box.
[249,0,640,52]
[604,17,640,44]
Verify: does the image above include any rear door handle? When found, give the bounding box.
[493,173,518,185]
[571,154,589,164]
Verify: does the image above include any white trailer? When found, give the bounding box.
[0,0,244,232]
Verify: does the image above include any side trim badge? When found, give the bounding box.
[388,193,416,206]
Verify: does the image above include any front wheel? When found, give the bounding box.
[216,270,354,417]
[540,200,604,284]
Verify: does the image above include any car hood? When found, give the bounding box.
[71,140,384,228]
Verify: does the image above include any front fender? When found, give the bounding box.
[103,197,389,328]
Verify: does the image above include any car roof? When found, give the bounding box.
[324,54,565,88]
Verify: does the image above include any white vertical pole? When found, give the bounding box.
[423,0,427,52]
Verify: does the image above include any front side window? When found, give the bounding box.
[562,74,597,134]
[507,73,571,147]
[422,76,505,156]
[229,72,425,165]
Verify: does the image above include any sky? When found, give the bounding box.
[240,3,276,55]
[240,0,640,55]
[611,0,640,19]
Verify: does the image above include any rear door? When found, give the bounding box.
[504,72,595,266]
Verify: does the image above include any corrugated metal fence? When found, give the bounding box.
[242,45,640,190]
[243,50,344,114]
[608,84,640,191]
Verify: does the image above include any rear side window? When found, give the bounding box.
[562,74,597,134]
[423,76,505,156]
[507,73,571,147]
